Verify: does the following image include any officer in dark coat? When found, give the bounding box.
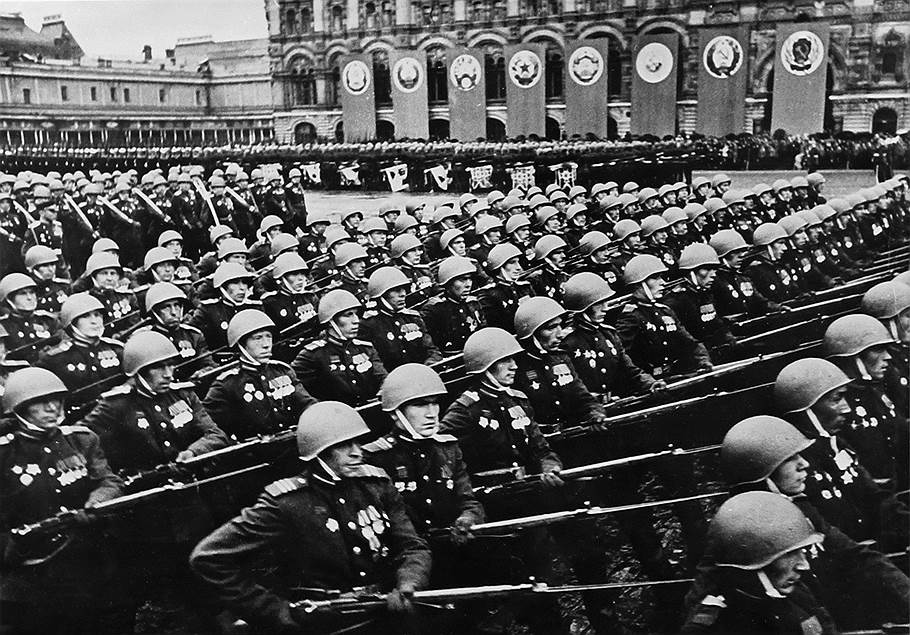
[709,230,780,318]
[23,245,69,314]
[81,252,138,335]
[421,256,486,356]
[139,282,215,380]
[188,263,262,352]
[190,401,432,634]
[0,273,58,364]
[477,243,535,331]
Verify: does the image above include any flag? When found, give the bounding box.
[389,49,429,140]
[696,26,750,137]
[339,54,376,142]
[508,165,536,192]
[630,33,679,137]
[339,161,361,187]
[425,164,450,191]
[447,48,486,141]
[771,22,830,135]
[382,164,409,192]
[549,162,578,189]
[505,44,547,138]
[302,162,322,185]
[564,40,610,138]
[467,165,494,191]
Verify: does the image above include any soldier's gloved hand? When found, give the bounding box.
[175,450,195,463]
[650,380,668,393]
[588,415,611,434]
[540,468,564,489]
[450,515,474,546]
[386,582,416,613]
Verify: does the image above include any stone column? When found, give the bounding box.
[313,0,326,32]
[347,0,359,30]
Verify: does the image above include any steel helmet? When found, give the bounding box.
[807,172,826,186]
[590,183,609,197]
[485,243,522,271]
[683,203,709,221]
[658,183,674,198]
[827,198,850,215]
[708,492,822,570]
[721,190,744,206]
[505,213,532,234]
[862,281,910,320]
[437,256,476,286]
[475,215,504,237]
[772,179,791,193]
[208,225,234,246]
[317,289,362,324]
[578,231,611,256]
[709,230,749,257]
[778,215,808,237]
[145,282,188,313]
[92,238,119,254]
[774,358,851,413]
[342,208,364,224]
[217,238,248,261]
[297,401,370,461]
[272,252,309,279]
[122,331,177,376]
[24,245,58,270]
[306,210,331,227]
[528,193,550,210]
[0,273,37,303]
[227,309,276,348]
[751,223,788,247]
[565,203,588,221]
[463,327,524,374]
[795,210,822,227]
[623,254,667,285]
[85,252,123,279]
[568,185,587,200]
[662,206,687,225]
[389,234,422,260]
[533,235,567,261]
[325,227,352,250]
[640,215,669,238]
[439,228,465,252]
[143,246,178,272]
[486,190,505,205]
[618,193,638,208]
[2,367,68,414]
[812,204,837,222]
[721,416,814,486]
[601,195,622,211]
[752,182,773,196]
[335,243,369,267]
[503,195,527,212]
[564,272,615,313]
[622,181,640,194]
[613,219,641,242]
[379,202,403,217]
[704,198,728,215]
[790,176,809,189]
[368,266,410,299]
[691,176,710,191]
[823,314,895,357]
[211,263,253,290]
[60,292,105,328]
[514,296,567,340]
[431,206,459,226]
[360,217,389,235]
[458,193,478,207]
[637,187,659,205]
[678,243,720,270]
[157,230,183,247]
[844,193,864,209]
[896,271,910,288]
[394,214,419,234]
[711,173,731,187]
[535,206,561,226]
[380,363,447,412]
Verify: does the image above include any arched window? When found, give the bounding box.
[881,51,897,76]
[486,117,505,141]
[373,50,392,106]
[376,120,395,140]
[327,63,341,105]
[290,67,317,106]
[294,122,317,144]
[545,47,564,100]
[872,107,898,135]
[300,7,312,32]
[427,47,448,104]
[334,120,345,142]
[285,8,297,34]
[364,2,377,28]
[485,48,506,101]
[429,118,450,140]
[330,4,346,32]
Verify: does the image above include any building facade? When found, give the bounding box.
[267,0,910,142]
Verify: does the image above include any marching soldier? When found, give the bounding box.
[0,273,58,363]
[81,252,138,334]
[478,243,535,331]
[0,192,27,276]
[467,216,503,266]
[390,234,434,294]
[329,242,370,302]
[203,309,315,441]
[188,263,261,352]
[527,235,569,301]
[0,367,123,635]
[746,222,804,304]
[190,400,432,634]
[359,267,442,370]
[23,245,69,314]
[140,282,214,380]
[284,167,308,231]
[261,252,319,334]
[360,216,391,269]
[709,229,779,318]
[292,289,387,407]
[862,280,910,419]
[297,210,330,262]
[640,215,678,271]
[421,256,485,356]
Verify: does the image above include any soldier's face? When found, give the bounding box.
[241,330,273,363]
[333,309,360,339]
[586,300,609,325]
[571,213,588,228]
[671,222,688,236]
[32,264,55,282]
[21,398,64,430]
[642,276,665,299]
[93,268,120,289]
[400,249,422,266]
[760,193,774,206]
[724,252,745,269]
[141,362,175,394]
[74,310,105,338]
[488,357,517,386]
[512,227,530,243]
[225,253,248,266]
[896,308,910,344]
[790,231,808,249]
[163,240,183,257]
[447,275,472,298]
[768,241,787,260]
[383,212,400,226]
[399,397,440,438]
[778,189,792,202]
[223,281,249,303]
[693,267,717,288]
[153,262,176,282]
[548,249,566,268]
[535,317,567,352]
[8,289,37,313]
[770,453,809,495]
[715,182,730,196]
[283,272,307,293]
[484,229,503,245]
[858,345,891,380]
[346,259,367,278]
[368,231,387,247]
[544,217,563,234]
[344,214,362,230]
[662,193,677,206]
[650,229,668,245]
[383,287,407,311]
[625,234,643,250]
[499,257,523,281]
[155,300,184,326]
[811,386,850,433]
[320,440,364,478]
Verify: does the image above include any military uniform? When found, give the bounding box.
[87,286,138,334]
[0,209,26,276]
[22,218,64,256]
[188,297,262,351]
[136,322,215,380]
[81,381,228,474]
[359,306,442,371]
[38,337,123,403]
[747,256,804,304]
[616,298,712,378]
[261,289,319,333]
[421,294,485,356]
[712,267,778,317]
[840,379,908,484]
[527,265,567,302]
[562,319,657,398]
[33,277,70,314]
[292,336,387,406]
[478,280,534,331]
[189,465,431,633]
[298,232,326,261]
[203,360,316,441]
[0,309,58,363]
[400,263,434,294]
[665,282,738,351]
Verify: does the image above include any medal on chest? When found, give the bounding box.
[168,398,193,428]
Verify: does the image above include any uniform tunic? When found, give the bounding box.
[37,336,123,403]
[188,297,262,351]
[477,280,534,331]
[562,319,656,398]
[292,336,387,406]
[665,282,738,350]
[0,309,58,363]
[712,267,777,317]
[421,294,486,356]
[359,306,442,371]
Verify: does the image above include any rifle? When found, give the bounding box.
[225,186,260,216]
[474,444,720,497]
[734,293,864,334]
[430,492,726,538]
[132,188,173,224]
[98,197,138,227]
[12,200,40,245]
[193,178,222,227]
[63,193,96,235]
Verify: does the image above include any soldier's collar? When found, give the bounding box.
[312,458,341,485]
[14,415,61,441]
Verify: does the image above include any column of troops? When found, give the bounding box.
[0,160,909,635]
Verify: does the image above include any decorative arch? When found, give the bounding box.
[416,35,456,51]
[282,45,318,69]
[637,19,690,48]
[577,24,628,50]
[522,28,565,49]
[467,30,508,48]
[752,46,847,93]
[324,43,352,63]
[293,121,318,144]
[362,37,396,55]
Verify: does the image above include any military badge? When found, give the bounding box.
[568,46,604,86]
[342,60,371,96]
[781,30,824,76]
[703,35,743,79]
[635,42,674,84]
[450,53,481,91]
[508,49,543,89]
[392,56,423,93]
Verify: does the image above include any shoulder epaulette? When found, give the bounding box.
[132,284,150,293]
[362,309,378,319]
[399,308,419,316]
[52,277,69,284]
[457,390,479,406]
[621,303,637,313]
[267,359,292,370]
[505,387,528,399]
[352,339,374,347]
[362,435,396,453]
[169,381,195,390]
[352,464,389,480]
[215,366,241,381]
[261,290,277,299]
[44,339,73,354]
[101,384,133,398]
[655,302,670,309]
[244,299,263,307]
[424,296,443,306]
[200,298,219,305]
[304,338,326,351]
[181,324,203,335]
[101,336,124,347]
[433,433,458,443]
[60,424,93,435]
[33,309,56,318]
[114,285,134,295]
[688,595,726,628]
[264,476,308,497]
